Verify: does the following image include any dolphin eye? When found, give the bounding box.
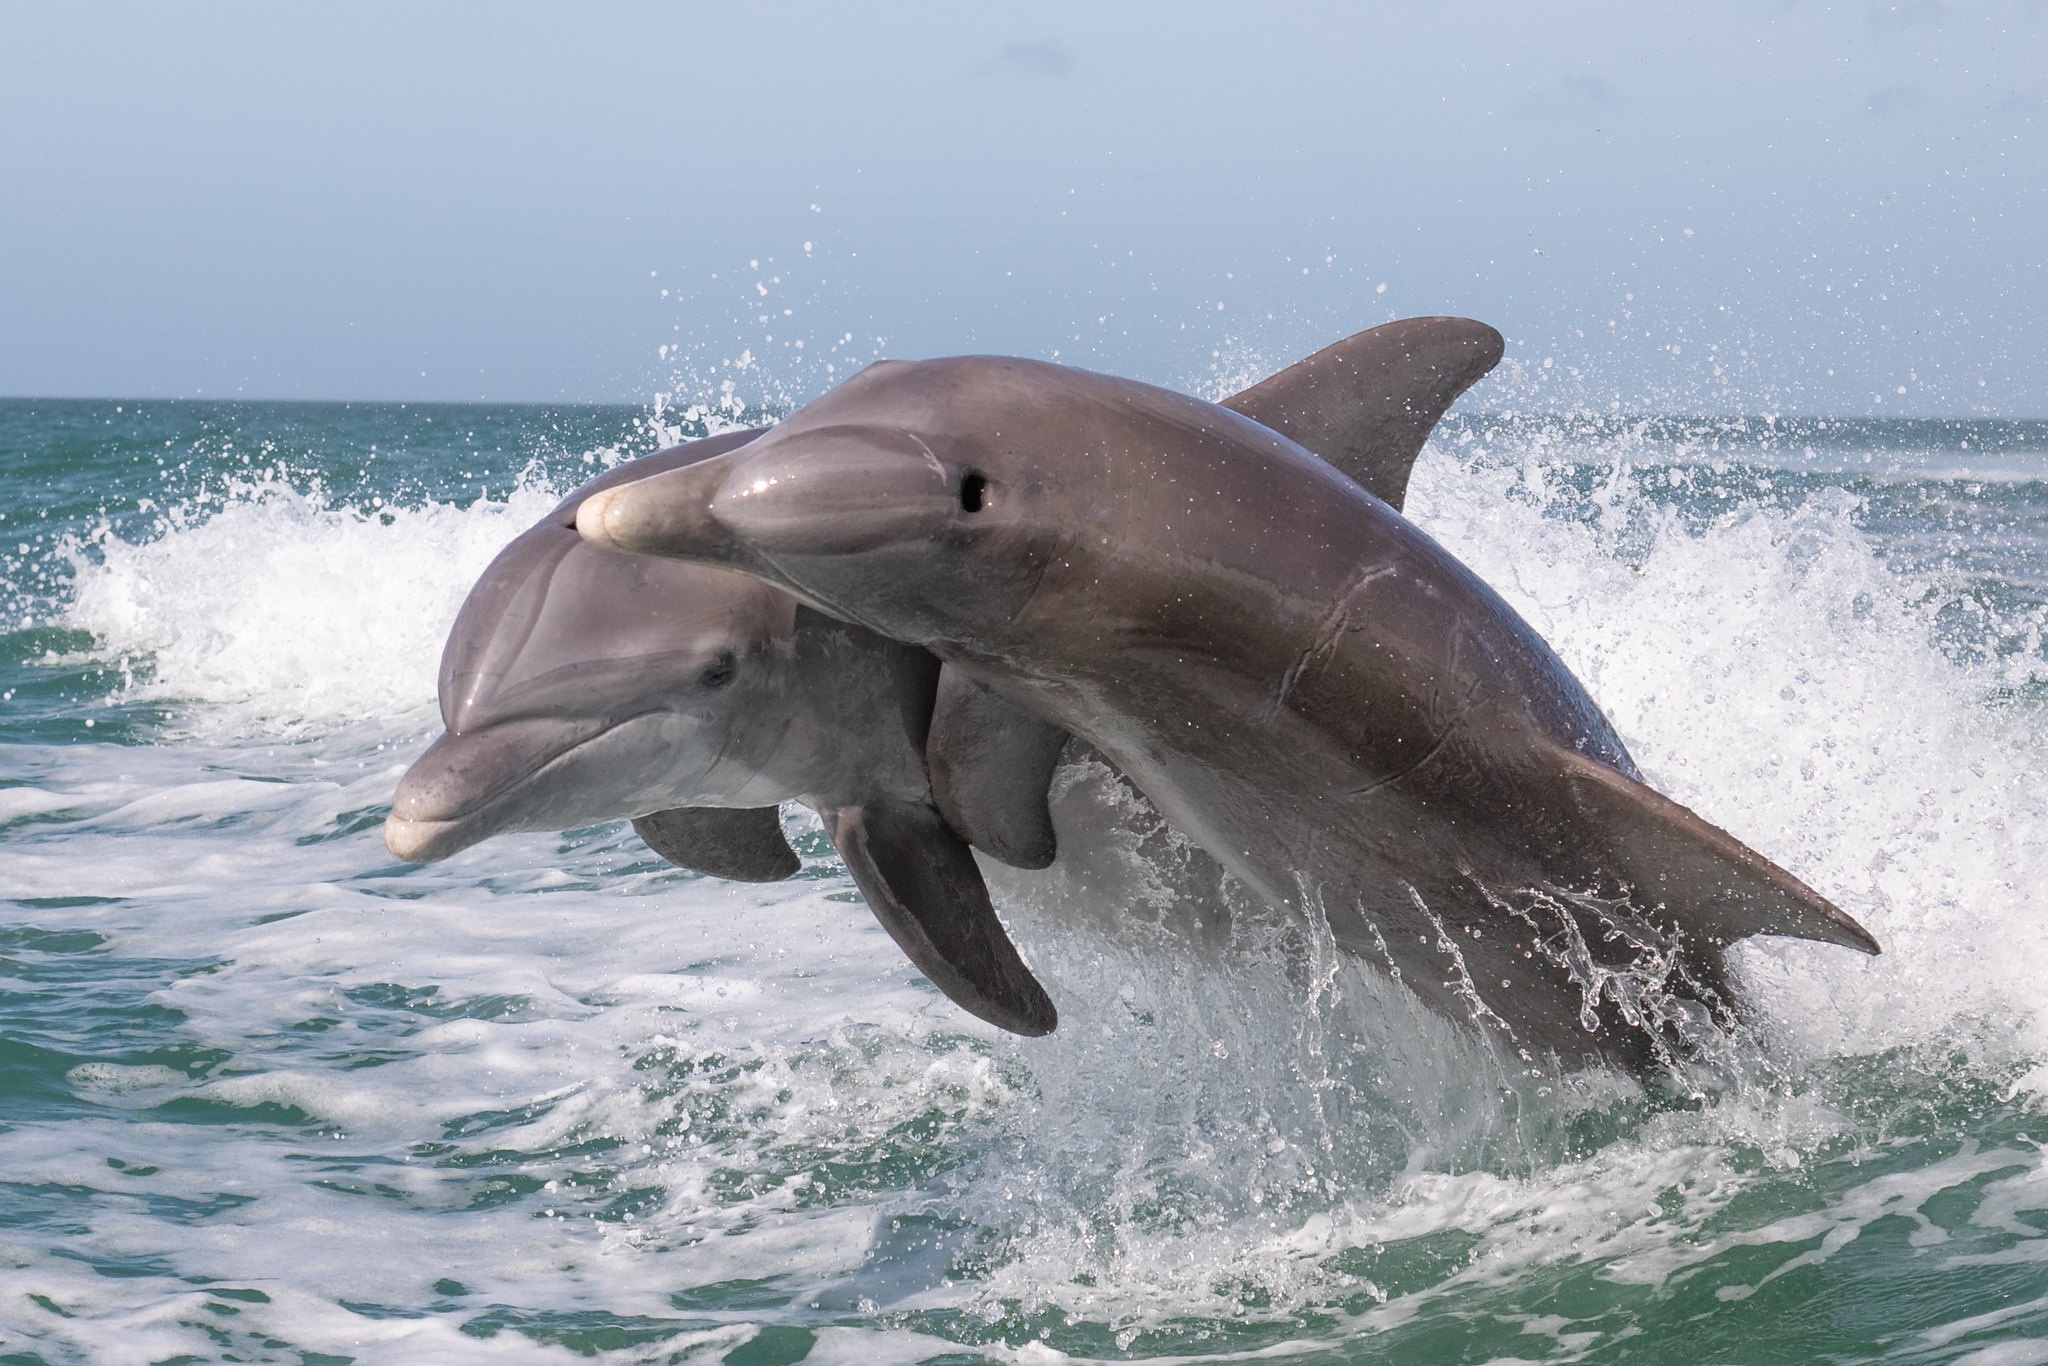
[959,470,987,513]
[699,651,737,689]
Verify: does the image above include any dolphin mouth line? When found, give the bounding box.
[387,709,680,859]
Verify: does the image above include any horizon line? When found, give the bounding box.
[1,393,2042,426]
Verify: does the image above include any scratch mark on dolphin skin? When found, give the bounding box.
[904,430,948,483]
[1344,673,1492,803]
[1343,715,1468,803]
[1254,561,1398,727]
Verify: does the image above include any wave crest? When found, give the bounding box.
[63,474,563,731]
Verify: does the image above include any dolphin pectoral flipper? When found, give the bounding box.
[927,667,1067,870]
[1544,745,1881,955]
[632,806,801,882]
[1223,317,1504,513]
[827,798,1058,1036]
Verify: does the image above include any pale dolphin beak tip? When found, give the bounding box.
[574,489,624,550]
[574,472,718,558]
[573,460,752,565]
[383,812,461,863]
[382,814,425,862]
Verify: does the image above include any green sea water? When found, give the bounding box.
[2,395,2046,1363]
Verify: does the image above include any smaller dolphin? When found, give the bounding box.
[386,319,1506,1039]
[576,348,1880,1069]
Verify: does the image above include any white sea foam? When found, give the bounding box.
[1406,447,2048,1068]
[0,786,83,824]
[62,475,565,731]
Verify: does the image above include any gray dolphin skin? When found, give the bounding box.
[931,317,1507,868]
[384,319,1510,1045]
[576,349,1881,1070]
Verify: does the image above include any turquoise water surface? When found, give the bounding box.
[3,393,2047,1363]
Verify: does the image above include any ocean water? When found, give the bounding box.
[3,389,2047,1365]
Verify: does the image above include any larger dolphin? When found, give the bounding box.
[386,320,1507,1039]
[576,353,1881,1070]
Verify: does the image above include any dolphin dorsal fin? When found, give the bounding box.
[1223,317,1504,512]
[1542,745,1880,955]
[927,667,1069,871]
[633,806,800,882]
[828,796,1058,1036]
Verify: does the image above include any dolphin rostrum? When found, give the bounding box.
[575,350,1880,1070]
[385,319,1506,1042]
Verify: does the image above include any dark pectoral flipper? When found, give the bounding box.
[1544,745,1880,955]
[927,667,1068,870]
[632,806,801,882]
[828,797,1058,1036]
[1223,317,1504,513]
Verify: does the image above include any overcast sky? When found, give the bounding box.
[2,2,2042,413]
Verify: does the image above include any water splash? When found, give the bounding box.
[7,396,2048,1360]
[59,474,562,731]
